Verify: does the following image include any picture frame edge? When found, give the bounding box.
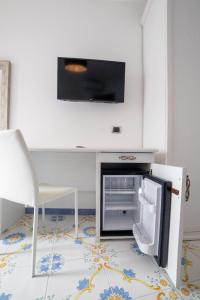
[0,60,11,130]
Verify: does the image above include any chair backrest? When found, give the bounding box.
[0,129,38,207]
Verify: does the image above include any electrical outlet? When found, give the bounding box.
[112,126,121,134]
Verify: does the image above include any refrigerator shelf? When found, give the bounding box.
[103,211,134,231]
[105,202,138,211]
[138,193,155,213]
[104,189,136,194]
[133,223,155,255]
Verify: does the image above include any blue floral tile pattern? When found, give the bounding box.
[123,269,136,278]
[130,241,145,256]
[0,255,16,276]
[146,269,169,288]
[37,253,64,274]
[181,256,192,268]
[3,232,25,245]
[35,296,58,300]
[75,239,82,245]
[0,294,12,300]
[77,278,89,290]
[83,226,96,237]
[99,287,132,300]
[21,243,32,252]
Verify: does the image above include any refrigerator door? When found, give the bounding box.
[151,164,186,288]
[133,176,171,260]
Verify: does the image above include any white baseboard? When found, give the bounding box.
[184,225,200,240]
[184,231,200,241]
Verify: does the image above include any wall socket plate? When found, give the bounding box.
[112,126,121,134]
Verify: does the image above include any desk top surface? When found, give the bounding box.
[30,147,157,153]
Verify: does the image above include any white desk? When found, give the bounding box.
[30,148,156,240]
[30,147,157,153]
[0,148,156,233]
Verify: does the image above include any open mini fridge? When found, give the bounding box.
[101,171,171,267]
[97,159,186,287]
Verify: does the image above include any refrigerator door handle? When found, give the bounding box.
[169,187,179,196]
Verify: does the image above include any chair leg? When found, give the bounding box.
[42,205,45,225]
[74,190,78,238]
[32,206,38,277]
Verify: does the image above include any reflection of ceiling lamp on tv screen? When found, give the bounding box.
[57,57,125,103]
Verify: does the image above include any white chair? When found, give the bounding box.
[0,129,78,277]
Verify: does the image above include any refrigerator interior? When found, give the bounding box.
[102,175,142,231]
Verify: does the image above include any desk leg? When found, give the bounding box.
[96,156,101,244]
[42,205,45,225]
[32,205,38,277]
[74,190,78,238]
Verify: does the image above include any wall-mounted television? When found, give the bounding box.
[57,57,125,103]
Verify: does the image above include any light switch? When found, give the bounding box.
[112,126,121,134]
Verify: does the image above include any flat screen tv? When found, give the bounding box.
[57,57,125,103]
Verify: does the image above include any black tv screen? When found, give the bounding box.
[57,57,125,103]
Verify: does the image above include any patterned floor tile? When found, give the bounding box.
[181,241,200,282]
[179,283,200,300]
[105,247,173,299]
[52,238,88,262]
[134,288,183,299]
[101,239,135,254]
[77,216,96,238]
[182,251,200,283]
[0,252,17,286]
[0,265,48,300]
[45,258,110,300]
[0,215,200,300]
[0,224,30,255]
[1,218,58,270]
[53,215,95,235]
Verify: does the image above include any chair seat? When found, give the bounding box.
[38,184,77,205]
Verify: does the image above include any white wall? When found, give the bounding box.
[143,0,200,233]
[0,0,146,149]
[31,151,96,209]
[168,0,200,232]
[142,0,168,163]
[0,200,24,233]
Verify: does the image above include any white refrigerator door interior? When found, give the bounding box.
[133,178,162,256]
[151,164,186,288]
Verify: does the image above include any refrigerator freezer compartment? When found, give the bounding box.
[104,175,141,191]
